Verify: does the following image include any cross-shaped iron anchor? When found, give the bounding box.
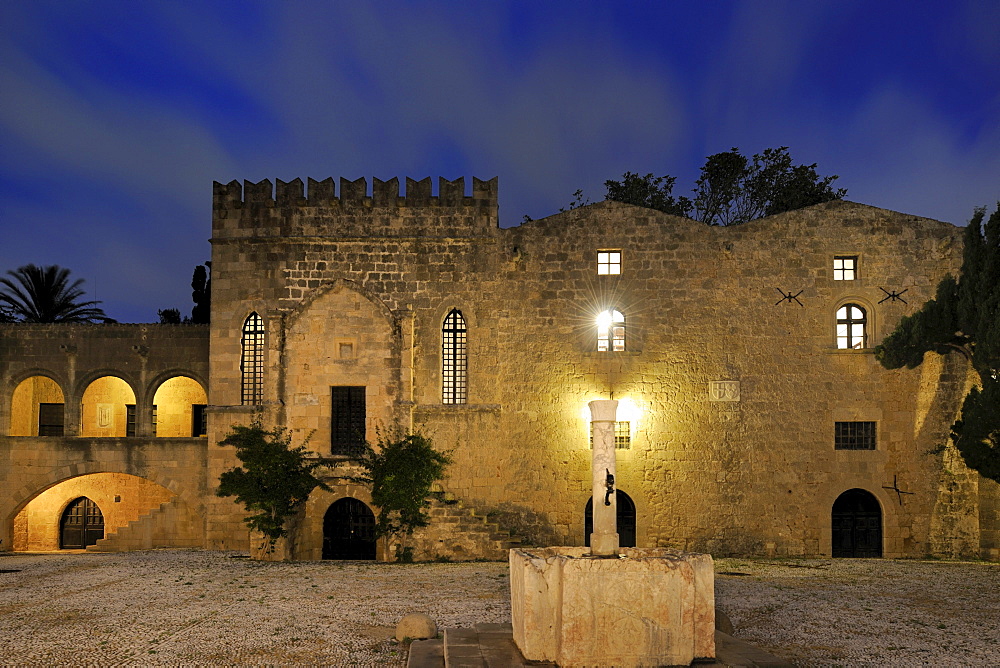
[882,474,915,505]
[878,287,908,304]
[774,288,804,306]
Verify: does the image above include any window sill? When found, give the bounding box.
[826,348,874,355]
[414,403,501,414]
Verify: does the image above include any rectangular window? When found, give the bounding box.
[192,404,207,437]
[589,421,631,450]
[833,256,857,280]
[835,421,876,450]
[38,403,65,436]
[597,251,621,275]
[331,386,366,457]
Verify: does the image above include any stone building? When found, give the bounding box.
[2,176,998,561]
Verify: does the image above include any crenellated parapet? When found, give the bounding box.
[212,176,498,240]
[213,176,497,210]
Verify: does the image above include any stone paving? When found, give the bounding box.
[0,549,998,666]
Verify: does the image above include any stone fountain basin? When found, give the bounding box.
[509,546,715,667]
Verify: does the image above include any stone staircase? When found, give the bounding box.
[408,495,521,561]
[87,498,202,552]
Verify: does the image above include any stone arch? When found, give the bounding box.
[283,281,401,451]
[285,278,398,332]
[297,483,387,561]
[145,369,209,406]
[77,373,138,437]
[7,373,68,436]
[8,469,198,552]
[148,373,209,437]
[73,368,141,404]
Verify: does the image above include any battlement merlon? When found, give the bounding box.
[211,176,499,240]
[212,176,498,210]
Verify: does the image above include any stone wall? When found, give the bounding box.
[206,178,997,560]
[2,177,996,562]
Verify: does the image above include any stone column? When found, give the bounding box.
[589,399,619,556]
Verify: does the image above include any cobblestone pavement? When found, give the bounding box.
[714,557,1000,667]
[1,550,998,667]
[0,550,509,666]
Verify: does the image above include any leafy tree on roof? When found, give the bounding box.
[600,146,846,225]
[875,204,1000,483]
[0,264,111,323]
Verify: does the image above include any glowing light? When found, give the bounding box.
[596,310,614,329]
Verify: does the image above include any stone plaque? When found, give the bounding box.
[97,403,114,427]
[709,381,740,402]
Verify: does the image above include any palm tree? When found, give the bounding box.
[0,264,111,323]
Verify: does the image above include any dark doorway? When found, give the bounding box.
[60,497,105,549]
[323,497,377,560]
[832,488,882,558]
[585,490,636,548]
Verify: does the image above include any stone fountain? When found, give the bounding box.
[509,400,716,667]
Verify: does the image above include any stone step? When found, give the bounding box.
[443,624,550,668]
[411,625,793,668]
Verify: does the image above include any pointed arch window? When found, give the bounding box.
[442,309,467,404]
[597,309,625,351]
[241,312,265,405]
[836,304,868,349]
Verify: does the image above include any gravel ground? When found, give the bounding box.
[0,550,509,667]
[714,557,1000,667]
[0,550,997,667]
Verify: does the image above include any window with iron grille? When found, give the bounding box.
[597,309,625,351]
[836,304,868,349]
[241,312,265,405]
[835,421,876,450]
[589,421,631,450]
[192,404,207,437]
[331,386,366,457]
[442,309,467,404]
[38,403,64,436]
[597,250,621,275]
[833,256,857,280]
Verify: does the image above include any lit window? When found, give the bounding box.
[834,256,857,280]
[590,421,631,449]
[835,421,876,450]
[597,309,625,351]
[597,251,621,275]
[241,312,265,405]
[836,304,868,349]
[442,309,467,404]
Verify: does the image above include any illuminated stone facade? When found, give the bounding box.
[1,177,998,560]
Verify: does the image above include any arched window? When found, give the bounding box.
[836,304,868,349]
[442,309,467,404]
[597,309,625,351]
[241,313,265,405]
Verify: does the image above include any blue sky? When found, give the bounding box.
[1,1,998,323]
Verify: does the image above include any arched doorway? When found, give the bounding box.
[584,490,637,548]
[60,497,105,549]
[323,498,376,560]
[832,489,882,558]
